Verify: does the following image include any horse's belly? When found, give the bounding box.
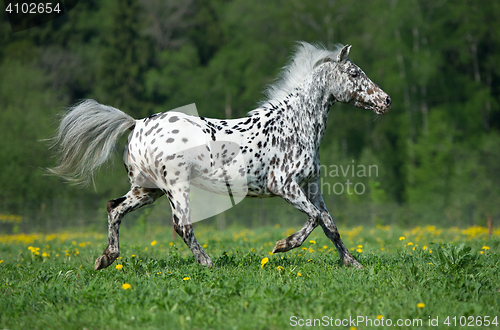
[190,165,248,196]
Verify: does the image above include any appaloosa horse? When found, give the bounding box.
[49,42,391,270]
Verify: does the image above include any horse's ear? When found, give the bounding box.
[336,45,351,62]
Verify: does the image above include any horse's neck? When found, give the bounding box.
[283,79,333,150]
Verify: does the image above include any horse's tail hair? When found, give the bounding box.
[48,99,136,186]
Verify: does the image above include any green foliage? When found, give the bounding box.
[0,0,499,228]
[0,60,65,207]
[95,0,153,117]
[429,243,475,274]
[0,225,498,329]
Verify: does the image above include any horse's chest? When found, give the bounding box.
[246,144,318,190]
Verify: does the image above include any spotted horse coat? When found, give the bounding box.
[49,42,391,270]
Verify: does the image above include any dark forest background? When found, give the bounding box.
[1,0,499,232]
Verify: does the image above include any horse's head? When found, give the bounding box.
[321,45,391,115]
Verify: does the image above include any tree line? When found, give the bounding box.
[0,0,498,231]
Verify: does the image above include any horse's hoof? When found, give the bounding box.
[352,262,364,270]
[272,239,288,253]
[94,254,115,270]
[344,258,364,269]
[197,255,213,268]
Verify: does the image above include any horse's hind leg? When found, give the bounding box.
[94,186,163,270]
[164,182,213,267]
[172,216,212,267]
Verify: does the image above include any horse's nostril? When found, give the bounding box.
[386,96,392,106]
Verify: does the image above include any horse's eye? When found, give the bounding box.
[350,69,358,78]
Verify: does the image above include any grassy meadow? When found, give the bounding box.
[1,222,499,329]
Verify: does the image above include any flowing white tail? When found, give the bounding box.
[48,100,136,185]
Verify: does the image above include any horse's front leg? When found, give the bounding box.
[306,180,363,269]
[271,180,321,253]
[94,187,162,270]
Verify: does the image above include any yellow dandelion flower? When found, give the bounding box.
[482,246,490,250]
[79,242,86,247]
[309,240,316,244]
[323,245,328,249]
[116,264,123,270]
[261,257,269,268]
[349,327,356,330]
[42,252,49,257]
[429,250,433,253]
[131,254,136,257]
[302,247,307,250]
[480,251,484,255]
[122,283,131,290]
[0,260,3,264]
[428,263,433,265]
[277,266,284,271]
[297,272,302,277]
[183,277,190,281]
[358,245,363,248]
[151,240,157,246]
[407,242,413,246]
[250,248,255,252]
[356,248,362,253]
[423,246,427,250]
[399,236,405,241]
[169,242,174,246]
[268,251,273,256]
[377,315,384,319]
[412,247,415,251]
[417,303,425,308]
[202,244,207,248]
[307,258,312,262]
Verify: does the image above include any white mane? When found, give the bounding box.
[258,42,344,109]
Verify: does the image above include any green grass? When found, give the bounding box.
[1,224,499,329]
